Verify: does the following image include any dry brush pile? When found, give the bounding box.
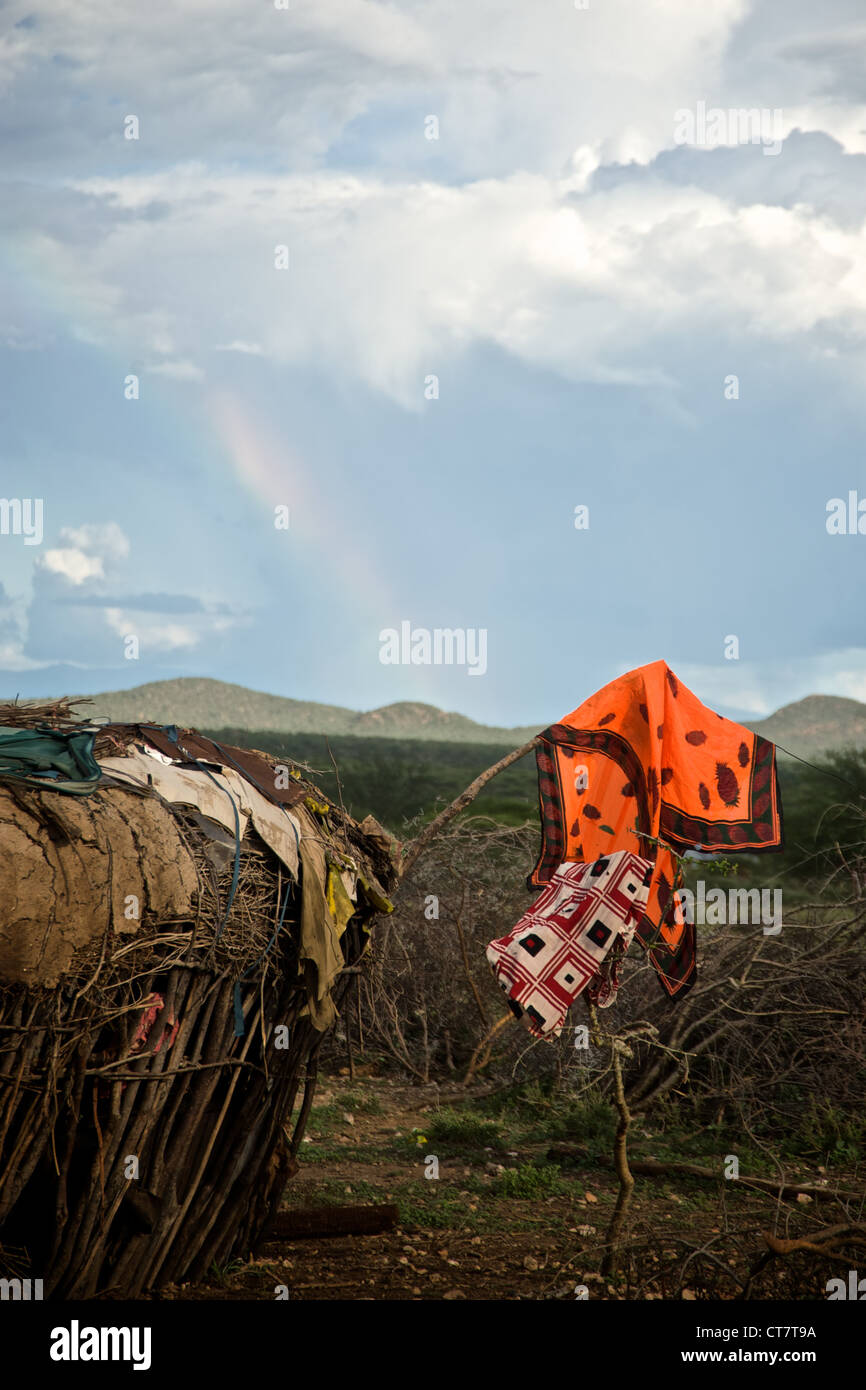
[358,813,866,1155]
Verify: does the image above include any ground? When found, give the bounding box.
[149,1073,854,1302]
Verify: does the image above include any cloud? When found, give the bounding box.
[59,523,130,564]
[146,359,205,382]
[38,547,105,585]
[676,649,866,718]
[34,522,130,588]
[21,521,239,668]
[103,608,199,652]
[18,150,863,408]
[53,592,206,614]
[6,1,866,411]
[216,341,264,356]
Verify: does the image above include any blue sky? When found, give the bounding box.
[1,0,865,728]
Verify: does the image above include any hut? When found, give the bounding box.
[0,700,397,1298]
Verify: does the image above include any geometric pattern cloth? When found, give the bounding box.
[487,851,653,1038]
[529,660,784,1001]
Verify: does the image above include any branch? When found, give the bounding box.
[397,735,541,880]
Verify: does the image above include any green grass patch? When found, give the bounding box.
[426,1109,506,1154]
[495,1163,567,1199]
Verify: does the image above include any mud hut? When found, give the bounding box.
[0,700,397,1297]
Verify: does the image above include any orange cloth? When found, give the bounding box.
[530,660,783,997]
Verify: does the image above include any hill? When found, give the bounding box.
[59,677,866,757]
[747,694,866,760]
[74,677,541,744]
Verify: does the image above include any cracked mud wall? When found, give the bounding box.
[0,785,198,987]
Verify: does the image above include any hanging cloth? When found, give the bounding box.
[530,660,784,998]
[487,851,653,1036]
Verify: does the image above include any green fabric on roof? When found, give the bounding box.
[0,726,102,795]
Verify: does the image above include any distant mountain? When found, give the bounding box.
[746,695,866,760]
[37,678,866,756]
[70,677,542,745]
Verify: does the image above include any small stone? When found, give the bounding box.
[584,1192,598,1204]
[443,1289,465,1300]
[523,1255,539,1271]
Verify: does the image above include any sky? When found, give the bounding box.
[1,0,865,728]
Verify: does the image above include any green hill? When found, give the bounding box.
[74,677,542,744]
[747,695,866,760]
[60,677,866,758]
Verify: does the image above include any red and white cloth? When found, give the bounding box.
[486,851,653,1037]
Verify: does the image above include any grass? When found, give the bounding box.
[426,1109,506,1154]
[495,1163,567,1199]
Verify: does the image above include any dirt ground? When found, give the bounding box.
[148,1073,858,1302]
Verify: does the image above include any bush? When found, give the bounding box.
[427,1109,505,1153]
[496,1163,565,1199]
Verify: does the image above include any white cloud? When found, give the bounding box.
[59,523,130,564]
[103,608,199,651]
[677,649,866,717]
[39,548,105,586]
[216,340,264,356]
[32,162,866,407]
[147,359,205,382]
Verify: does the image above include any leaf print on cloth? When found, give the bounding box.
[715,762,740,807]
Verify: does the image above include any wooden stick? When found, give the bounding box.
[547,1146,860,1202]
[398,736,541,879]
[263,1203,399,1240]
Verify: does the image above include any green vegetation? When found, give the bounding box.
[426,1110,506,1154]
[495,1163,566,1199]
[203,728,538,831]
[202,728,866,884]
